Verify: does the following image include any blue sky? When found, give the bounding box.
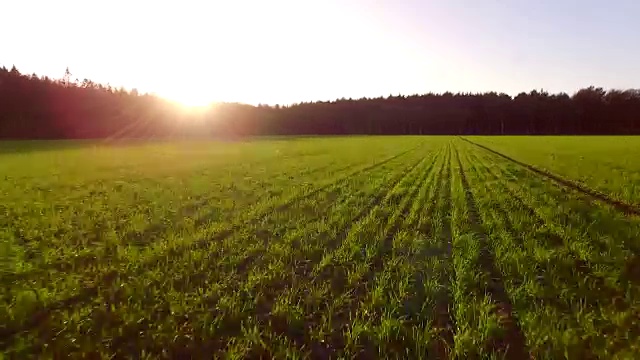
[383,0,640,93]
[2,0,639,105]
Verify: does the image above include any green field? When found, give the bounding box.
[2,136,640,358]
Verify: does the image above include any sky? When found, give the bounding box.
[3,0,640,106]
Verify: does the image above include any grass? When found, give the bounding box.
[1,136,640,358]
[470,136,640,206]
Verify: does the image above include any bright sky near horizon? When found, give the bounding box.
[3,0,640,106]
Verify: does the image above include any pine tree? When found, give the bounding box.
[63,67,72,87]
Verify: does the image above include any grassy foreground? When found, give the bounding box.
[1,136,640,358]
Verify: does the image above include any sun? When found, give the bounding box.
[167,91,213,108]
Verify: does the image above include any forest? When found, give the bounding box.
[1,65,640,139]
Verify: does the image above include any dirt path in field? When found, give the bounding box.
[460,137,640,216]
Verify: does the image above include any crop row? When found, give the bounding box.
[456,139,640,358]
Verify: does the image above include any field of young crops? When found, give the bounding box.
[2,136,640,358]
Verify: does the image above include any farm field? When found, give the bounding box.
[1,136,640,358]
[470,136,640,206]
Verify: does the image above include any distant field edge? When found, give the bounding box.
[460,137,640,217]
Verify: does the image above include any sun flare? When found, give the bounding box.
[166,91,213,108]
[4,0,433,106]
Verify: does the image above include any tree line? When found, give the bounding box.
[1,65,639,139]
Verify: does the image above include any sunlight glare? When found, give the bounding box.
[2,0,434,105]
[139,0,429,105]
